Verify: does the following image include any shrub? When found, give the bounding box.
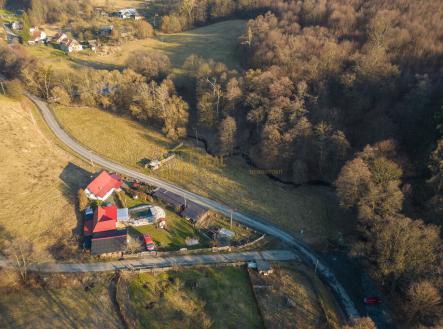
[77,189,89,211]
[4,79,24,98]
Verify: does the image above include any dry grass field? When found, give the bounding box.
[0,274,123,329]
[91,0,146,8]
[118,267,263,329]
[249,264,344,329]
[0,96,92,261]
[72,19,245,72]
[54,106,353,245]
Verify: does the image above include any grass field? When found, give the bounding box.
[72,19,245,72]
[250,264,344,328]
[0,274,123,329]
[91,0,146,8]
[0,96,92,261]
[119,267,263,329]
[53,106,353,246]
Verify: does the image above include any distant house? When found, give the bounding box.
[114,8,138,19]
[10,21,23,30]
[85,171,123,201]
[52,32,68,44]
[60,38,83,53]
[28,28,46,45]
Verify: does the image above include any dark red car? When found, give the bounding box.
[363,296,382,305]
[143,234,156,251]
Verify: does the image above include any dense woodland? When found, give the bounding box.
[1,0,443,327]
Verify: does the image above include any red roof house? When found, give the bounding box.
[93,205,117,233]
[85,171,123,201]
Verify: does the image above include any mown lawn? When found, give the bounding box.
[53,106,353,245]
[121,267,263,329]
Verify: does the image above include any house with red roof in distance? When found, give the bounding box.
[84,204,128,256]
[85,171,123,201]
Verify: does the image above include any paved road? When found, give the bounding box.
[27,94,359,318]
[1,250,297,273]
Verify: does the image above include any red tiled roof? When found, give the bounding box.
[93,205,117,233]
[86,171,122,199]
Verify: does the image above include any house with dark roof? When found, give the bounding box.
[85,171,123,201]
[152,188,209,224]
[181,202,210,224]
[152,188,185,209]
[91,230,128,255]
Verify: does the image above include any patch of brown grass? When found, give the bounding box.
[0,273,123,329]
[249,263,343,329]
[0,96,91,261]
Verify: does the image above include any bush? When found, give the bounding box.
[161,15,184,33]
[134,20,154,39]
[51,86,71,105]
[4,79,24,98]
[77,189,89,211]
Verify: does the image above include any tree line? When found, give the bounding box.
[0,44,188,140]
[160,0,273,33]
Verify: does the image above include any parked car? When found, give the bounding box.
[363,296,382,304]
[143,234,156,251]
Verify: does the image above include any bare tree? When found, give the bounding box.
[126,237,143,254]
[4,239,35,284]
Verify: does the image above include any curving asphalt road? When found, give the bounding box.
[27,94,359,319]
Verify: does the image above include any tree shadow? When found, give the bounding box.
[48,163,94,260]
[59,162,93,200]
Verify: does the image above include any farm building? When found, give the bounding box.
[152,188,210,224]
[152,188,185,209]
[85,171,122,201]
[181,202,210,224]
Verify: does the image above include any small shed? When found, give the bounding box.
[256,261,273,276]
